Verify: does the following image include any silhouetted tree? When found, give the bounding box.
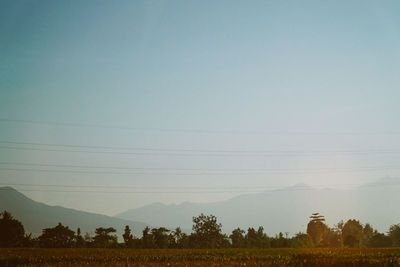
[168,227,188,248]
[368,232,392,247]
[93,227,117,248]
[320,228,342,247]
[141,226,155,248]
[230,228,245,248]
[389,224,400,247]
[151,227,170,248]
[362,223,375,247]
[307,213,328,247]
[290,232,313,248]
[0,211,25,247]
[190,213,228,248]
[75,228,85,247]
[39,223,75,248]
[342,219,363,248]
[123,225,134,248]
[245,227,270,248]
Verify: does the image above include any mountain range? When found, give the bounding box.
[1,177,399,238]
[116,177,400,235]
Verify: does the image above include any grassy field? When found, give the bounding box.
[1,248,400,266]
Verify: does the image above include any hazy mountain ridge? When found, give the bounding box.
[0,187,148,237]
[116,178,400,235]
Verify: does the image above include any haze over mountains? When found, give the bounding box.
[1,177,399,238]
[116,177,400,235]
[0,187,148,237]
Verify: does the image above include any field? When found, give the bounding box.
[2,248,400,267]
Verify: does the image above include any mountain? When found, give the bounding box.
[0,187,148,237]
[116,178,400,235]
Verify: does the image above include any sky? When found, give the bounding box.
[0,0,400,215]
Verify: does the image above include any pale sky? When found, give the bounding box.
[0,0,399,215]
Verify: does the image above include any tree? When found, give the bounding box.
[123,225,134,248]
[307,213,328,247]
[141,226,155,248]
[389,224,400,247]
[0,211,25,247]
[151,227,170,248]
[191,213,228,248]
[39,223,75,248]
[362,223,374,247]
[169,227,188,248]
[245,227,270,248]
[342,219,363,248]
[291,232,313,248]
[230,228,245,248]
[75,228,85,247]
[368,232,392,248]
[93,227,117,248]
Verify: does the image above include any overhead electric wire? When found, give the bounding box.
[1,118,400,135]
[0,163,399,175]
[1,141,400,157]
[0,161,399,172]
[0,180,399,194]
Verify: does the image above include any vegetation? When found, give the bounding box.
[2,248,400,266]
[1,210,400,250]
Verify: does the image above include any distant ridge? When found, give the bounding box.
[116,178,400,235]
[0,187,148,237]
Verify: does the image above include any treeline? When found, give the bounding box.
[1,211,400,249]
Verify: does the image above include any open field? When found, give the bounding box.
[2,248,400,266]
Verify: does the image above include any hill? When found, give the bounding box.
[0,187,148,237]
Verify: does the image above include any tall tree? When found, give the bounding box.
[342,219,363,248]
[123,225,134,248]
[141,226,155,248]
[230,228,245,248]
[389,224,400,247]
[75,228,85,247]
[0,211,25,247]
[191,213,228,248]
[307,213,328,247]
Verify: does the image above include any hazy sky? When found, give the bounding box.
[1,0,400,215]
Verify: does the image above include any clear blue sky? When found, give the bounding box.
[0,0,399,215]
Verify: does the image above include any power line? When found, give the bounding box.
[0,182,286,190]
[0,161,399,172]
[1,118,400,136]
[0,166,399,176]
[1,181,399,194]
[1,141,400,156]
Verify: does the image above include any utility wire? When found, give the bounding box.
[1,140,400,154]
[1,181,399,194]
[0,161,399,173]
[0,167,399,175]
[1,118,400,135]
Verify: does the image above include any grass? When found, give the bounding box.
[1,248,400,266]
